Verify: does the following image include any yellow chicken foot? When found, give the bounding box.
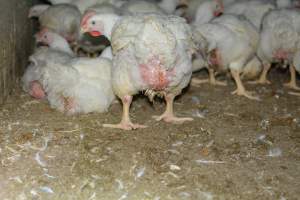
[288,91,300,96]
[152,93,193,124]
[231,70,260,100]
[284,65,300,90]
[103,95,147,130]
[248,63,271,84]
[191,68,227,86]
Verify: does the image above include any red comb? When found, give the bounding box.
[81,11,96,27]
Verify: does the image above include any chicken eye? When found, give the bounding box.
[44,35,47,39]
[91,21,96,25]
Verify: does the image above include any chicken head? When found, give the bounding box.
[80,11,105,37]
[35,28,54,45]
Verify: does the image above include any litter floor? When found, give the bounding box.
[0,69,299,200]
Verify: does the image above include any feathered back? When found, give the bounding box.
[85,2,122,15]
[120,1,165,15]
[225,0,275,29]
[111,14,192,70]
[213,15,259,50]
[39,4,81,37]
[262,9,300,52]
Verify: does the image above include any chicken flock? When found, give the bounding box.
[23,0,300,130]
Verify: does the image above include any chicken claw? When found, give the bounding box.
[191,77,227,86]
[191,68,227,86]
[231,89,260,100]
[248,63,271,85]
[103,95,147,130]
[248,78,271,85]
[152,114,193,124]
[103,122,147,130]
[288,91,300,96]
[231,69,260,100]
[284,65,300,90]
[153,93,193,124]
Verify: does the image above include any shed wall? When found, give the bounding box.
[0,0,34,104]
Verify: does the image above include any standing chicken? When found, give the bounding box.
[193,14,260,100]
[253,8,300,90]
[81,13,194,130]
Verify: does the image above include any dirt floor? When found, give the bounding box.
[0,69,299,200]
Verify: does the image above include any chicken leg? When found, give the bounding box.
[152,93,193,124]
[284,65,300,90]
[191,68,227,86]
[231,70,260,100]
[288,91,300,96]
[248,63,271,84]
[103,95,147,130]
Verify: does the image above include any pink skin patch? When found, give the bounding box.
[273,49,289,60]
[36,28,53,45]
[209,49,222,66]
[213,0,224,16]
[29,80,46,99]
[140,56,174,90]
[213,9,223,17]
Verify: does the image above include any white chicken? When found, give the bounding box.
[158,0,182,14]
[224,0,275,29]
[252,8,300,90]
[39,56,115,114]
[29,4,81,42]
[22,47,73,99]
[23,29,115,114]
[80,13,194,130]
[192,0,224,25]
[74,3,121,56]
[179,0,224,23]
[191,0,263,84]
[22,29,75,99]
[120,0,165,15]
[193,14,260,100]
[48,0,126,13]
[35,28,76,56]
